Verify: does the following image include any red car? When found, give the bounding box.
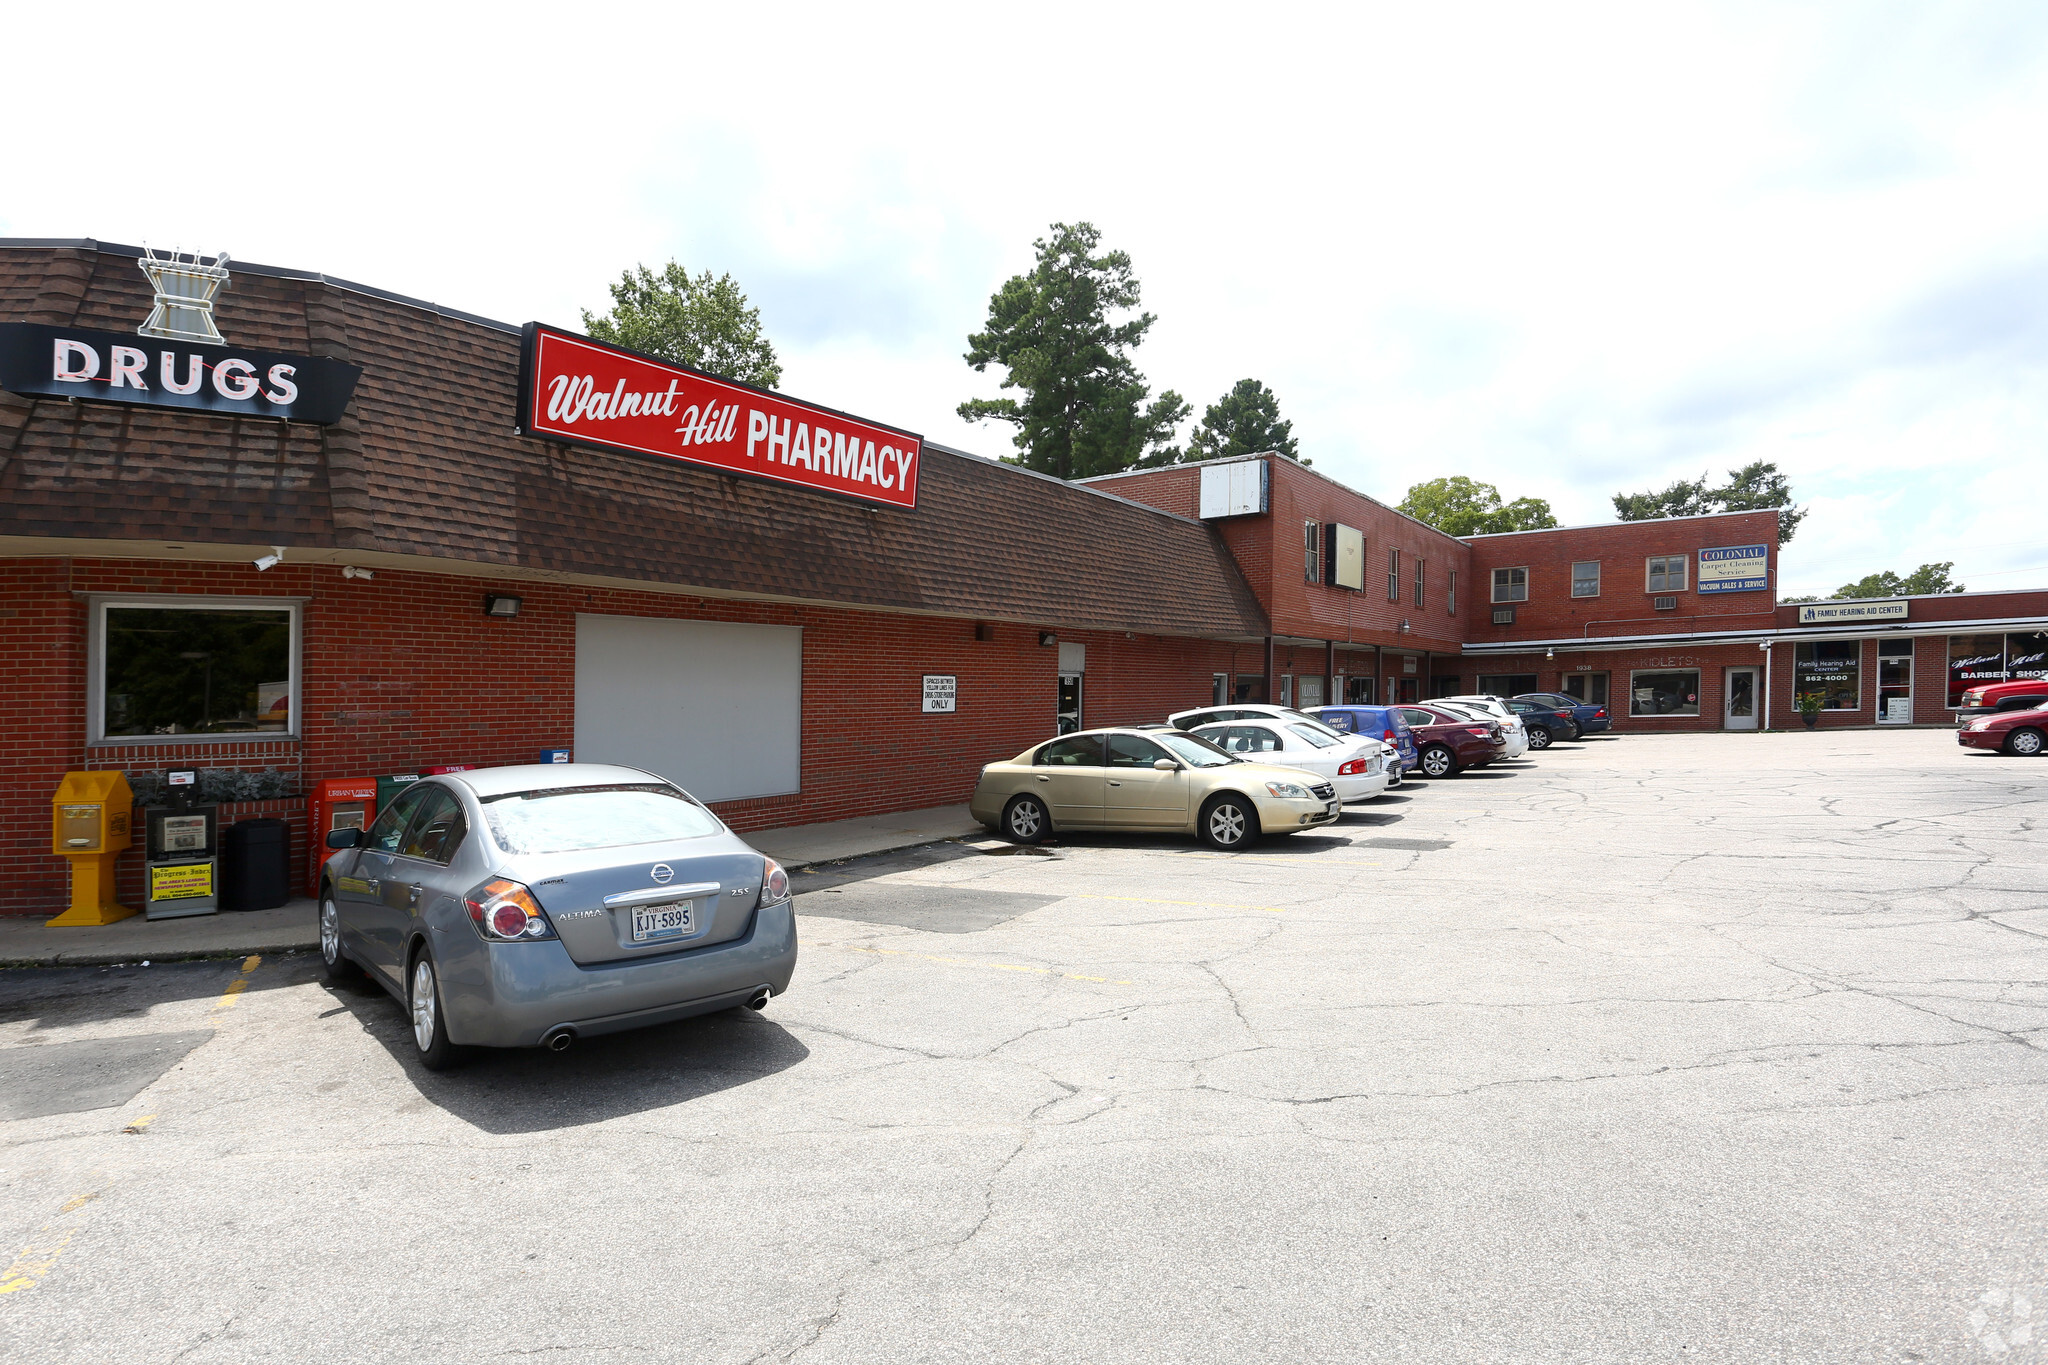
[1957,678,2048,719]
[1397,705,1508,777]
[1958,706,2047,756]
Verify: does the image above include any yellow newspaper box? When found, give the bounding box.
[49,771,135,927]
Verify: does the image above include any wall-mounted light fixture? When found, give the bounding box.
[1038,631,1057,647]
[341,566,374,580]
[484,593,523,618]
[1546,648,1555,660]
[252,545,285,571]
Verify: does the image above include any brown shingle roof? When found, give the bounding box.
[0,242,1267,638]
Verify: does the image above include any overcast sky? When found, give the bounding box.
[6,2,2045,598]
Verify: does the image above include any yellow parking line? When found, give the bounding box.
[1072,893,1288,915]
[0,1188,100,1297]
[822,943,1133,986]
[211,954,261,1011]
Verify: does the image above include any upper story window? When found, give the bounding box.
[1413,557,1424,607]
[1491,567,1528,603]
[1646,555,1688,593]
[1304,520,1321,583]
[1387,548,1400,602]
[1448,570,1458,616]
[1571,561,1601,598]
[91,596,301,743]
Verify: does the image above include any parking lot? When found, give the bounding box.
[2,728,2045,1362]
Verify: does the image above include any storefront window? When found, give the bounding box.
[1794,641,1861,711]
[1947,633,2008,706]
[2009,631,2048,682]
[1477,674,1538,697]
[97,600,297,740]
[1629,669,1700,716]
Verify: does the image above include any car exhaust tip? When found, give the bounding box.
[745,987,771,1012]
[541,1027,576,1052]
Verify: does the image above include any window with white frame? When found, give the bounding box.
[1413,557,1424,607]
[1386,548,1400,602]
[93,597,301,741]
[1448,570,1457,615]
[1646,555,1688,593]
[1304,520,1322,583]
[1491,567,1528,603]
[1571,561,1600,597]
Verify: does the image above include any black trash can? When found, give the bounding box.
[219,818,292,911]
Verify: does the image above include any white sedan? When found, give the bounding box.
[1191,720,1393,802]
[1436,697,1531,758]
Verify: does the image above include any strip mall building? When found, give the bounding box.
[4,240,2044,915]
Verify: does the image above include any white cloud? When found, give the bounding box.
[5,1,2045,592]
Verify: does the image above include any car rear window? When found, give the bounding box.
[480,783,724,855]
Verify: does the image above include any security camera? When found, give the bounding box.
[252,545,285,571]
[341,565,374,580]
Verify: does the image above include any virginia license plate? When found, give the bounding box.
[631,900,696,942]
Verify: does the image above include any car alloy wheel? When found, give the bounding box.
[319,896,360,982]
[1003,795,1049,844]
[409,953,459,1071]
[1528,726,1552,750]
[1421,745,1454,778]
[1202,796,1253,849]
[2010,727,2046,757]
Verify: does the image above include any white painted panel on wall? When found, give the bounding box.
[1058,642,1087,674]
[574,614,802,803]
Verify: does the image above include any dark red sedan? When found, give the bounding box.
[1397,705,1508,777]
[1958,706,2048,756]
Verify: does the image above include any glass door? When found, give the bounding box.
[1057,673,1082,734]
[1878,640,1913,723]
[1723,667,1758,730]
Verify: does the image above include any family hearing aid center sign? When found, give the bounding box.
[516,324,922,509]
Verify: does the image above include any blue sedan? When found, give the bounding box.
[1515,692,1612,738]
[1307,705,1419,778]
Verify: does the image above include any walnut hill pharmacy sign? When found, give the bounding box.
[516,324,923,510]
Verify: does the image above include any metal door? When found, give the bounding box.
[1724,667,1758,730]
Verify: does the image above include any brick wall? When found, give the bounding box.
[1084,458,1470,653]
[1,556,1239,915]
[1464,511,1781,643]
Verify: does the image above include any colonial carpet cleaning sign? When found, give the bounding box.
[516,324,922,509]
[0,323,361,424]
[1697,543,1770,593]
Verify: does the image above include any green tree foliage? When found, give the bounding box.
[1398,476,1560,537]
[1165,378,1303,466]
[1833,562,1965,599]
[1613,460,1807,543]
[958,222,1189,479]
[582,261,782,389]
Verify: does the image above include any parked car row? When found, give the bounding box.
[1957,703,2048,756]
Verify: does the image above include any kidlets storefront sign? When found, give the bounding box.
[516,324,922,509]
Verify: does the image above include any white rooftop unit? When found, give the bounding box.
[1198,459,1268,518]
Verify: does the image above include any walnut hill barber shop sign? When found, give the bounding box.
[517,323,922,510]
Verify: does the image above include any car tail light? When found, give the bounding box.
[1467,727,1492,737]
[757,856,791,908]
[1594,709,1607,719]
[1382,728,1400,744]
[1338,757,1371,775]
[465,878,557,941]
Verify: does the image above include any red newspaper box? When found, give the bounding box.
[307,778,377,898]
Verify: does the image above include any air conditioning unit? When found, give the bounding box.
[1491,607,1515,625]
[1653,596,1678,611]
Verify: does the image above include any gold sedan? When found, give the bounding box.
[969,727,1341,850]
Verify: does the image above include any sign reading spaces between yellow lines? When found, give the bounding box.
[148,862,213,900]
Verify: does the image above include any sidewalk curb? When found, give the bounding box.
[0,826,987,970]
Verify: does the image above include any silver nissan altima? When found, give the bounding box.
[317,764,798,1070]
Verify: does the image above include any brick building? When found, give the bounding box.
[4,239,2045,916]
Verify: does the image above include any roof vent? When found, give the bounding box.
[1653,596,1678,611]
[1491,607,1516,625]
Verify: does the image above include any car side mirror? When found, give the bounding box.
[1153,758,1179,771]
[325,827,364,850]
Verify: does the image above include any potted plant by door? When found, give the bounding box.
[1794,691,1826,729]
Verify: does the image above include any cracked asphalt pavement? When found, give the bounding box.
[2,729,2045,1362]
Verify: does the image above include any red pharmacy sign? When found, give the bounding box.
[516,324,921,509]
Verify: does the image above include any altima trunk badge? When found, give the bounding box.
[650,864,674,883]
